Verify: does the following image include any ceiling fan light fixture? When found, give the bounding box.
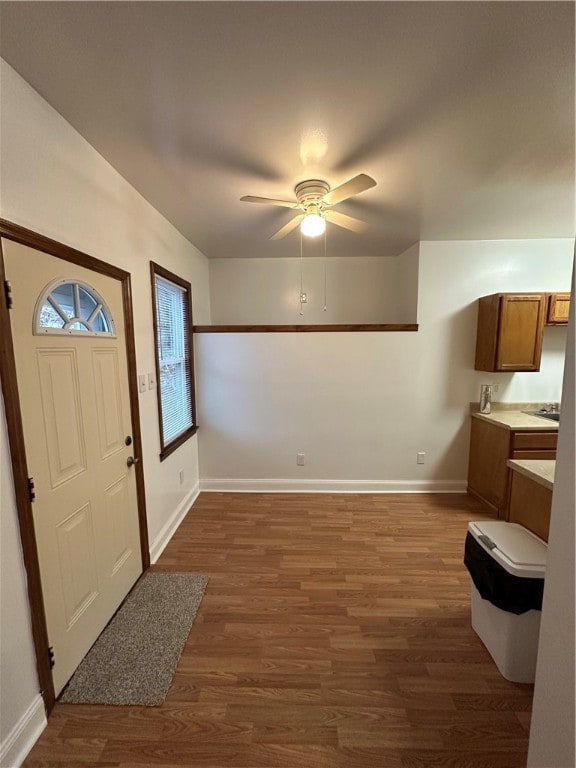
[241,173,375,240]
[301,212,326,238]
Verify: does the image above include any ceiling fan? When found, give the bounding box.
[240,173,376,240]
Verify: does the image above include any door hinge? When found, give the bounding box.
[48,646,55,669]
[3,280,13,310]
[28,477,36,503]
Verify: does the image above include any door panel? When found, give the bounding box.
[103,475,132,575]
[3,239,142,695]
[37,348,87,486]
[56,503,99,627]
[92,348,125,459]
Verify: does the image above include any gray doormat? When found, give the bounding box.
[59,572,208,706]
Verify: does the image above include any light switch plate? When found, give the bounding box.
[138,374,147,394]
[148,372,156,389]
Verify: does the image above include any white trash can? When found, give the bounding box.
[464,520,547,683]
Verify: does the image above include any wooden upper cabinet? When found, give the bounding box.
[546,293,571,325]
[474,293,546,372]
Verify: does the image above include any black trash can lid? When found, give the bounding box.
[468,521,547,579]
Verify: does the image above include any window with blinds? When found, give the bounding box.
[151,263,196,459]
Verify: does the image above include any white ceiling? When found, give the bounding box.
[0,2,574,259]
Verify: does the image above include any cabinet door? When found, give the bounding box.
[496,294,545,371]
[546,293,571,325]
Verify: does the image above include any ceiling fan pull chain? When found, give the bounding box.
[299,229,304,317]
[323,228,328,311]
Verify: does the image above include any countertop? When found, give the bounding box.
[471,410,560,431]
[507,459,556,491]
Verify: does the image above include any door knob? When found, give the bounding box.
[126,456,140,468]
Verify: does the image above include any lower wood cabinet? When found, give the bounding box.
[507,469,552,542]
[467,417,557,517]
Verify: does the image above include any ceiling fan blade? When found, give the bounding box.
[324,210,368,233]
[270,214,304,240]
[323,173,376,206]
[240,195,297,208]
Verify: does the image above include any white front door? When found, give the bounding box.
[3,240,143,695]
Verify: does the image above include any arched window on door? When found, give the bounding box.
[34,278,116,336]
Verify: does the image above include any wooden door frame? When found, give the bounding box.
[0,219,150,714]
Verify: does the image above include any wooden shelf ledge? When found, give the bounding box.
[193,323,418,333]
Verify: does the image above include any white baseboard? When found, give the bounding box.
[0,694,46,768]
[199,478,467,494]
[149,482,200,564]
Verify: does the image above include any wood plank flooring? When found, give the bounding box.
[24,493,534,767]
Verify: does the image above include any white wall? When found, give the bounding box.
[0,60,211,761]
[209,245,419,324]
[528,265,575,768]
[198,238,573,489]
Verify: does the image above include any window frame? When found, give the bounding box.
[150,262,197,461]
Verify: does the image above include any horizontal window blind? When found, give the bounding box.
[154,275,194,445]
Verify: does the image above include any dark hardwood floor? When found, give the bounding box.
[24,493,534,767]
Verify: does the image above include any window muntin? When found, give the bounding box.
[151,263,196,459]
[34,279,115,336]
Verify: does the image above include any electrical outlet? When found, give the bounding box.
[417,452,425,465]
[296,453,305,466]
[492,383,499,393]
[300,293,308,304]
[138,374,147,394]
